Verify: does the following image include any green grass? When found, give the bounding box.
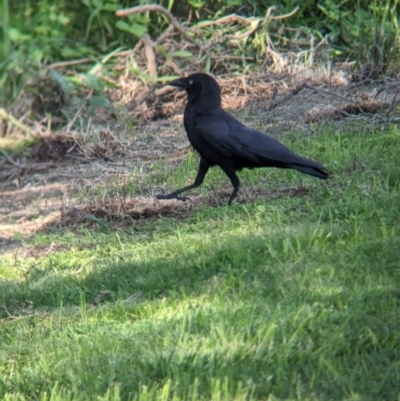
[0,137,38,157]
[1,123,400,401]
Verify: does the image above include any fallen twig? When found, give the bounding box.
[48,50,138,69]
[48,57,94,69]
[384,90,400,128]
[197,6,298,28]
[0,303,41,323]
[385,90,400,118]
[269,6,299,20]
[116,4,197,45]
[142,34,158,80]
[0,148,24,168]
[226,23,260,40]
[155,25,175,45]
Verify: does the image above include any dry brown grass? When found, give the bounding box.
[63,183,311,227]
[305,92,392,123]
[79,196,188,219]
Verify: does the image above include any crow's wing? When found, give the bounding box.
[194,114,316,167]
[195,118,257,161]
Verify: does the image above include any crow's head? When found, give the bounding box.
[168,73,221,109]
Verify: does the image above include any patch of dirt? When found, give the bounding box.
[1,67,399,259]
[23,243,71,259]
[72,197,189,220]
[63,184,311,227]
[304,92,391,123]
[29,134,77,162]
[108,65,399,129]
[0,183,67,255]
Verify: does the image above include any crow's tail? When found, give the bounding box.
[290,164,328,179]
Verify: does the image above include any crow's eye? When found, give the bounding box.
[188,79,193,85]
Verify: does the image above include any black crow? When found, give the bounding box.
[156,73,328,205]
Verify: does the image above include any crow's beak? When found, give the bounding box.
[168,77,187,89]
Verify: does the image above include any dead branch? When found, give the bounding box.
[48,58,94,69]
[197,6,298,28]
[226,23,260,41]
[48,50,138,69]
[269,6,299,20]
[116,5,197,45]
[142,34,158,80]
[154,86,177,97]
[197,14,254,28]
[385,91,400,117]
[0,148,24,168]
[155,25,175,45]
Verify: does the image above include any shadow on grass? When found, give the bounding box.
[1,224,399,401]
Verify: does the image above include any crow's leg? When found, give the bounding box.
[220,167,241,205]
[155,158,209,201]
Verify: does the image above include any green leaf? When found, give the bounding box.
[58,14,70,25]
[49,70,75,95]
[92,0,104,9]
[8,28,27,43]
[115,21,131,33]
[115,20,147,37]
[188,0,205,8]
[84,74,105,91]
[89,95,110,107]
[171,50,193,58]
[157,75,180,82]
[97,218,109,227]
[205,56,211,73]
[128,22,147,37]
[167,0,175,11]
[85,214,99,222]
[29,48,45,63]
[130,67,153,82]
[155,45,168,57]
[102,79,117,88]
[60,46,84,59]
[103,3,120,11]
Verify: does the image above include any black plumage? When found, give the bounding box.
[156,73,328,205]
